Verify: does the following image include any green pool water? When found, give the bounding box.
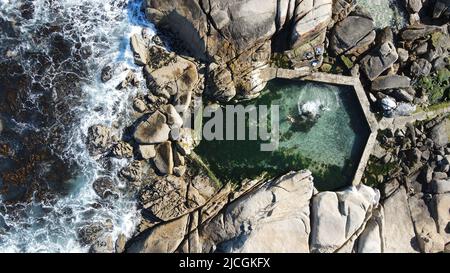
[195,80,370,191]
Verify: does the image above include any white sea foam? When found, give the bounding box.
[297,82,339,118]
[0,0,155,252]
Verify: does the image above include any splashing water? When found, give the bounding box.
[297,88,336,118]
[298,100,324,118]
[0,0,155,252]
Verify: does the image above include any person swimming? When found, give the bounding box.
[286,114,296,124]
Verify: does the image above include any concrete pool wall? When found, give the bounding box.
[262,68,379,186]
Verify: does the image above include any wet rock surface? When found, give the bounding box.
[130,33,150,66]
[87,125,114,155]
[93,177,118,199]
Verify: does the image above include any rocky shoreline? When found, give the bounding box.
[73,0,450,252]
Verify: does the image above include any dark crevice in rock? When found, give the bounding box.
[198,0,231,46]
[333,28,375,56]
[272,0,298,52]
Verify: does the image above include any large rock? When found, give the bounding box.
[391,88,415,103]
[133,98,147,113]
[126,214,189,253]
[111,141,133,158]
[310,185,380,253]
[119,160,142,183]
[139,172,219,222]
[78,221,113,247]
[405,0,423,13]
[128,171,392,253]
[144,49,199,99]
[89,235,114,253]
[433,193,450,243]
[139,175,188,221]
[330,7,375,56]
[100,65,113,82]
[410,58,432,77]
[145,0,332,100]
[360,41,398,81]
[162,104,183,129]
[206,63,237,102]
[372,75,411,91]
[133,111,171,144]
[380,96,397,113]
[383,187,419,252]
[409,194,437,235]
[357,209,384,253]
[408,194,444,253]
[199,171,315,253]
[153,141,174,175]
[401,24,444,42]
[92,177,118,199]
[398,48,409,63]
[433,0,450,19]
[86,124,113,155]
[431,119,450,147]
[130,33,149,66]
[115,234,127,253]
[431,179,450,194]
[332,0,356,22]
[416,229,446,253]
[138,144,156,159]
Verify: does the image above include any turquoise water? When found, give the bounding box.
[356,0,407,29]
[195,80,370,191]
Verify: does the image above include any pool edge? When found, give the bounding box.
[263,68,379,187]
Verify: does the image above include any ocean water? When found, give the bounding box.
[0,0,154,252]
[196,80,371,191]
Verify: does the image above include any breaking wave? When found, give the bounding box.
[0,0,154,252]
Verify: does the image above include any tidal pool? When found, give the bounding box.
[195,80,371,191]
